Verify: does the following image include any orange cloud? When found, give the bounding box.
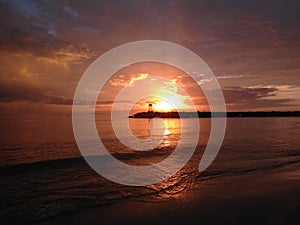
[109,73,149,87]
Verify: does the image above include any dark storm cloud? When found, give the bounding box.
[0,0,97,60]
[2,0,298,53]
[223,86,294,109]
[45,96,73,105]
[0,81,44,102]
[1,0,299,63]
[224,86,278,103]
[0,80,75,105]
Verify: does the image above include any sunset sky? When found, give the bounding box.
[0,0,300,112]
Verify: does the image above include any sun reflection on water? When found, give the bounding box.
[129,118,181,149]
[164,128,170,136]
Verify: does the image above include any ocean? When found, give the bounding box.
[0,113,299,224]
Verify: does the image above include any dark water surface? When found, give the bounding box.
[0,113,299,224]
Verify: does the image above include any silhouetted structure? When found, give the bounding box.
[148,104,153,113]
[129,111,300,118]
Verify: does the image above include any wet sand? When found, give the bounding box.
[38,163,300,225]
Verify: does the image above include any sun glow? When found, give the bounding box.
[164,129,170,135]
[155,101,174,112]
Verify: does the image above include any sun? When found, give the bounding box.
[155,101,174,112]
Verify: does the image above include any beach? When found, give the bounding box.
[37,161,300,225]
[1,1,300,224]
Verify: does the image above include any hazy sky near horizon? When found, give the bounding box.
[0,0,300,112]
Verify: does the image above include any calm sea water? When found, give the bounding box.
[0,113,299,224]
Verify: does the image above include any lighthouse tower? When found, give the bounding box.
[148,104,153,113]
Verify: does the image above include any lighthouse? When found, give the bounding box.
[148,104,153,113]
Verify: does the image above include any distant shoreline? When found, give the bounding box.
[129,111,300,118]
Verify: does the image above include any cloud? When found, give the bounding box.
[224,86,277,103]
[0,81,74,105]
[0,0,97,66]
[0,0,299,111]
[223,85,298,110]
[248,85,300,101]
[217,74,248,79]
[64,6,80,18]
[45,96,73,105]
[128,73,149,86]
[109,73,149,87]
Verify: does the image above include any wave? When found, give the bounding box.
[1,151,299,225]
[1,148,299,177]
[0,146,176,172]
[198,158,300,180]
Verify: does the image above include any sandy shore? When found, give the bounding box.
[37,163,300,225]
